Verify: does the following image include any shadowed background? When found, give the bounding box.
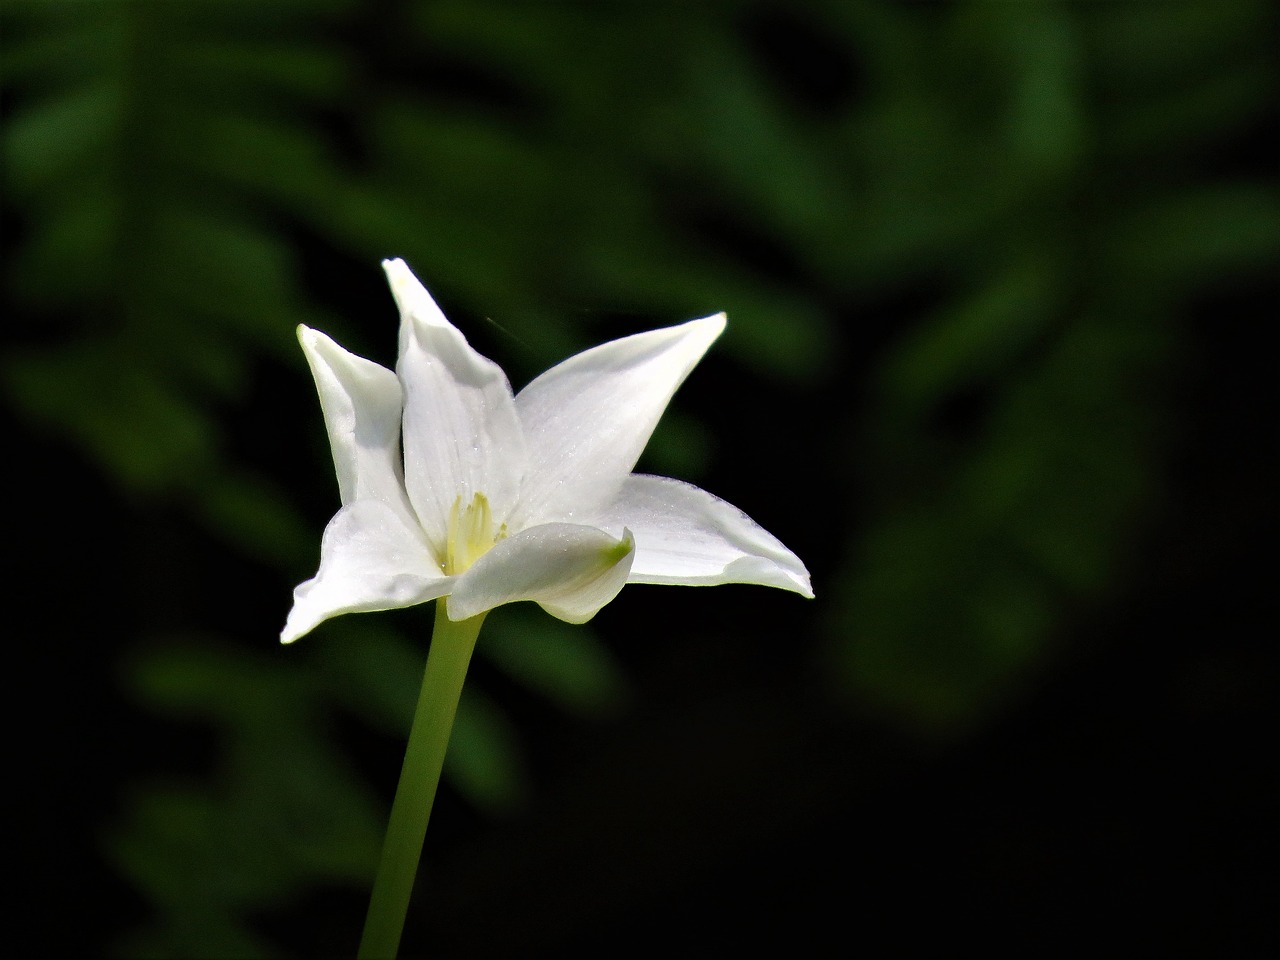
[4,1,1276,956]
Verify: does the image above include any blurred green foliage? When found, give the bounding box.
[4,0,1276,955]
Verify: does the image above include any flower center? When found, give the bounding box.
[443,492,507,575]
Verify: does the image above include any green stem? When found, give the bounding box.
[357,602,487,960]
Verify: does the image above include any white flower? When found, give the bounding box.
[281,259,812,643]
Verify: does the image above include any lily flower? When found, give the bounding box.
[282,259,812,643]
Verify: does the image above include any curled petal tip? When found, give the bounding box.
[610,526,636,563]
[381,257,414,295]
[692,311,727,336]
[381,257,412,290]
[280,612,306,644]
[683,312,727,350]
[382,258,450,331]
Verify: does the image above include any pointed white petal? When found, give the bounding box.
[281,500,453,644]
[446,524,636,624]
[297,326,416,522]
[589,475,813,597]
[512,313,726,527]
[384,259,527,555]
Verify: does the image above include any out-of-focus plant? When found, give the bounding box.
[811,1,1279,728]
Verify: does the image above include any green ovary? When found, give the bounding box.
[443,492,506,575]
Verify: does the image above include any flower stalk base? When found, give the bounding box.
[357,603,487,960]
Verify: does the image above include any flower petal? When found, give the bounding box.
[512,313,726,527]
[446,523,636,624]
[281,499,453,644]
[298,325,417,523]
[384,259,527,555]
[589,474,813,597]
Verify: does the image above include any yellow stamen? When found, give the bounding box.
[443,492,506,575]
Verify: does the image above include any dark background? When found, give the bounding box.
[5,1,1276,957]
